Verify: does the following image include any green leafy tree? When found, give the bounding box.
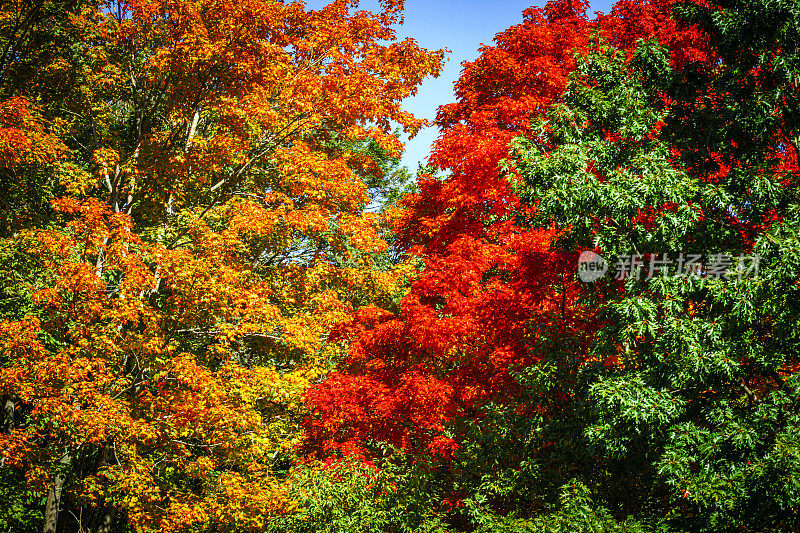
[509,0,800,527]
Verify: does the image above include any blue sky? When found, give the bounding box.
[306,1,616,170]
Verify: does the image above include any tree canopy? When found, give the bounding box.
[2,0,799,532]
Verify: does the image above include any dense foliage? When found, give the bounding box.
[508,1,800,530]
[0,0,442,531]
[2,0,799,531]
[306,0,800,531]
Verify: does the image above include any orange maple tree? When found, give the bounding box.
[0,0,443,531]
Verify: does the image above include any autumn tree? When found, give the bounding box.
[0,0,443,531]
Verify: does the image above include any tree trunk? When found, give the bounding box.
[95,508,117,533]
[43,451,70,533]
[87,445,117,533]
[2,396,13,433]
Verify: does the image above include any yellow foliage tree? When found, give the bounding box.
[0,0,442,531]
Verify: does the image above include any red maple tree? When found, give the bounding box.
[305,0,715,460]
